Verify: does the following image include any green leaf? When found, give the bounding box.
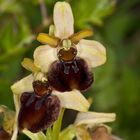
[0,0,22,14]
[0,35,34,64]
[71,0,116,28]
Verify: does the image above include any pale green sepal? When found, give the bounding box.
[59,125,76,140]
[11,74,33,95]
[23,129,46,140]
[53,90,90,112]
[75,112,116,126]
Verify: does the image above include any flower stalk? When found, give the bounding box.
[52,108,65,140]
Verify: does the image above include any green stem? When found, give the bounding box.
[52,108,65,140]
[46,127,52,140]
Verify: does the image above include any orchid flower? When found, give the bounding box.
[11,60,90,140]
[34,1,106,92]
[9,2,110,140]
[74,111,116,140]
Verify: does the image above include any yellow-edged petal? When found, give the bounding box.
[11,74,33,95]
[53,90,90,112]
[33,45,57,73]
[53,2,74,39]
[77,39,106,68]
[75,112,116,126]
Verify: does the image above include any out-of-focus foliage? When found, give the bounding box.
[0,0,140,140]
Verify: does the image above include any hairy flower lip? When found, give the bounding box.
[47,57,94,92]
[18,92,60,133]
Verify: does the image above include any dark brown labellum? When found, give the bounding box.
[18,92,60,133]
[47,57,93,92]
[0,127,11,140]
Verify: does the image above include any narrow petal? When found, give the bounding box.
[11,74,33,95]
[21,58,40,73]
[70,29,93,44]
[33,45,57,73]
[53,2,74,38]
[52,90,90,112]
[77,39,106,68]
[75,112,116,126]
[37,33,60,47]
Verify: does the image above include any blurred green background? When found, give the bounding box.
[0,0,140,139]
